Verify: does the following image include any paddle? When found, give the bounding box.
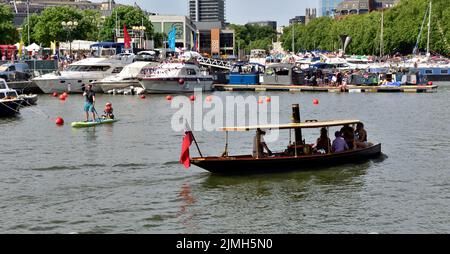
[92,106,103,123]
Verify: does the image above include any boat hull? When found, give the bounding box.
[192,143,382,175]
[33,78,103,94]
[0,99,22,117]
[96,80,142,93]
[139,78,214,94]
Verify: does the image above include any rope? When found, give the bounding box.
[0,100,21,114]
[9,99,51,119]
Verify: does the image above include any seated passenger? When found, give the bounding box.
[355,123,369,148]
[102,102,115,119]
[252,129,273,158]
[340,124,355,149]
[314,127,331,154]
[332,131,349,153]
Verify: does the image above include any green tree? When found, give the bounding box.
[20,14,40,45]
[0,4,18,44]
[99,6,153,42]
[230,24,277,52]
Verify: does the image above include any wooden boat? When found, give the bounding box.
[190,105,382,175]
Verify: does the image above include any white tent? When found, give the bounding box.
[26,43,41,52]
[59,40,96,51]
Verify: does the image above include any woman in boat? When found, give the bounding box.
[355,122,368,148]
[340,124,355,150]
[314,127,331,154]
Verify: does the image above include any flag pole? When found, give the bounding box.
[185,120,203,158]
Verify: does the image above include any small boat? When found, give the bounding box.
[189,104,382,175]
[228,62,265,85]
[0,78,23,117]
[138,62,214,94]
[263,63,309,86]
[94,61,152,93]
[18,94,38,106]
[71,118,118,128]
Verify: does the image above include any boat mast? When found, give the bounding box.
[426,0,432,57]
[413,2,429,55]
[292,25,295,54]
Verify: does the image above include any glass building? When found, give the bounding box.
[188,0,226,23]
[319,0,344,16]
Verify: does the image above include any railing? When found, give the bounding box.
[197,57,233,70]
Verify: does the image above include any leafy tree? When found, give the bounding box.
[230,24,277,52]
[0,4,18,44]
[99,6,153,42]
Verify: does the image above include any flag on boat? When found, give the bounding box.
[123,24,131,49]
[180,130,194,169]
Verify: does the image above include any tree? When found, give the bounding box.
[229,24,277,53]
[0,4,18,44]
[99,6,154,42]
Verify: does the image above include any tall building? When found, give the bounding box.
[305,8,317,25]
[188,0,225,23]
[319,0,344,17]
[246,21,277,30]
[335,0,400,16]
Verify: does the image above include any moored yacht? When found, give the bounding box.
[32,55,135,94]
[138,62,214,94]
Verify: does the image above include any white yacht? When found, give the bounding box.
[138,62,214,94]
[32,55,135,94]
[94,61,153,93]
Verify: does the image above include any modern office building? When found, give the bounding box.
[149,15,197,50]
[335,0,400,16]
[247,21,277,30]
[289,16,306,25]
[188,0,226,23]
[319,0,344,17]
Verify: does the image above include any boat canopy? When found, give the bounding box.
[220,120,362,132]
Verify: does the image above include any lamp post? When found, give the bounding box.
[132,26,146,49]
[61,20,78,56]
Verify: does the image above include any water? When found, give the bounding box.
[1,83,450,234]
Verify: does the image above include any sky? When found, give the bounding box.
[106,0,319,26]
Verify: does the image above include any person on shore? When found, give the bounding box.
[355,123,369,148]
[340,124,355,150]
[314,127,331,154]
[83,84,96,122]
[253,129,273,158]
[332,131,349,153]
[102,102,114,119]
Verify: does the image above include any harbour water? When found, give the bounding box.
[1,83,450,233]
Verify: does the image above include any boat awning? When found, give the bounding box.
[220,120,362,132]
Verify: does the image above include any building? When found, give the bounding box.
[319,0,344,17]
[335,0,400,16]
[188,0,226,24]
[2,0,118,27]
[149,15,197,50]
[305,8,317,25]
[195,22,234,57]
[289,16,306,25]
[246,21,277,30]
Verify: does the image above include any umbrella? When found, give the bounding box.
[26,43,41,52]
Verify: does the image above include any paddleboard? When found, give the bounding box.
[71,119,118,128]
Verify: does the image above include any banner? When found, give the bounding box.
[168,25,177,50]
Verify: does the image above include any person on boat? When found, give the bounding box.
[102,102,114,119]
[332,131,349,153]
[314,127,331,154]
[340,124,355,150]
[83,84,96,122]
[253,129,273,158]
[355,123,369,148]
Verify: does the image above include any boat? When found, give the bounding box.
[71,118,118,128]
[249,49,267,66]
[228,62,265,85]
[94,61,152,93]
[32,54,135,94]
[138,62,214,94]
[18,94,38,106]
[0,78,23,117]
[262,63,309,86]
[189,104,382,175]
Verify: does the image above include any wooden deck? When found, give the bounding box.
[213,84,439,93]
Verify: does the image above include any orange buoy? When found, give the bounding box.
[55,117,64,126]
[313,99,319,105]
[266,97,271,103]
[52,92,58,97]
[62,92,68,98]
[206,95,213,102]
[140,95,146,99]
[166,95,173,101]
[427,81,433,86]
[258,98,264,104]
[190,95,196,101]
[59,95,66,101]
[178,78,185,85]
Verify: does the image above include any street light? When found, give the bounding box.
[132,26,147,49]
[61,20,78,56]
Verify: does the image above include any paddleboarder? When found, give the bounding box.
[83,84,96,122]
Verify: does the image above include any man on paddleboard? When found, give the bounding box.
[83,84,96,122]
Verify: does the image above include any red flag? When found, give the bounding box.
[123,24,131,49]
[180,131,193,169]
